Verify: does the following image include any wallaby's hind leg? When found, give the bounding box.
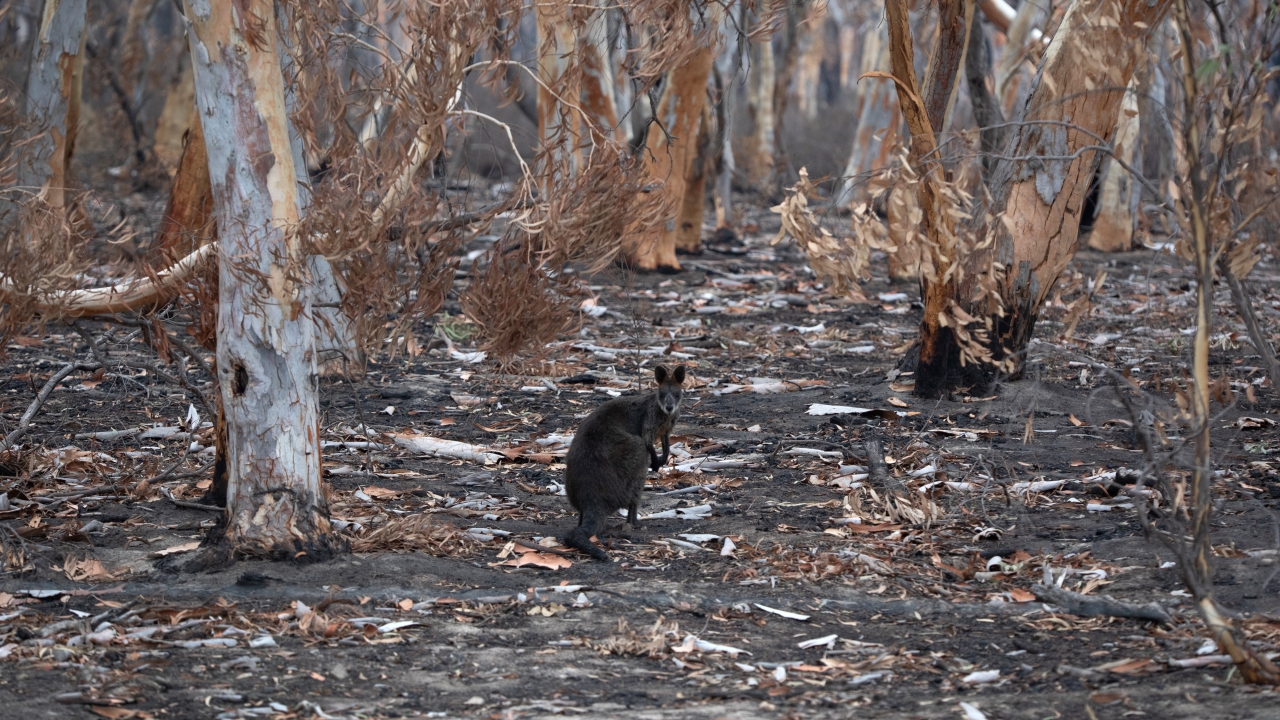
[626,501,638,527]
[562,507,611,561]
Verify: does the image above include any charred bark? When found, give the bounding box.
[906,0,1175,397]
[919,0,971,137]
[676,105,712,254]
[150,108,215,264]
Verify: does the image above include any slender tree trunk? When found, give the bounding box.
[185,0,340,560]
[903,0,1174,397]
[711,52,736,231]
[357,0,406,152]
[11,0,87,216]
[1173,2,1279,683]
[625,40,717,271]
[712,8,743,232]
[536,0,583,180]
[964,13,1006,184]
[919,0,972,138]
[835,22,898,207]
[581,1,622,142]
[153,54,195,173]
[795,5,825,121]
[770,0,805,187]
[836,8,860,92]
[994,0,1048,117]
[1088,78,1142,252]
[746,4,776,189]
[676,104,712,254]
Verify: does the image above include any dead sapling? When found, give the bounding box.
[563,365,687,561]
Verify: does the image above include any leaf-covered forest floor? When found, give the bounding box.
[0,202,1278,719]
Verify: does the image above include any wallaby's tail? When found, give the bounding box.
[563,510,611,561]
[563,526,610,561]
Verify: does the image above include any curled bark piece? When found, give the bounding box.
[1032,583,1171,623]
[391,433,503,465]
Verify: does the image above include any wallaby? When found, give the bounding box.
[562,365,687,561]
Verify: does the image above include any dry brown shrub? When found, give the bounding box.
[348,513,479,557]
[461,245,581,369]
[583,617,677,658]
[0,201,93,336]
[845,486,944,528]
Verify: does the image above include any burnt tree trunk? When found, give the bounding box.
[745,0,775,190]
[835,21,897,207]
[1087,78,1142,252]
[899,0,1174,397]
[185,0,341,560]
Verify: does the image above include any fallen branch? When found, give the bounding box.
[512,538,573,557]
[390,433,503,465]
[1031,583,1171,623]
[0,243,218,318]
[771,438,859,461]
[864,436,906,494]
[1224,269,1280,387]
[161,487,221,513]
[0,361,99,453]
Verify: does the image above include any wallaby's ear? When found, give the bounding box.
[672,365,686,384]
[654,366,668,384]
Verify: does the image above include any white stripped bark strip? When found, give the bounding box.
[391,433,503,465]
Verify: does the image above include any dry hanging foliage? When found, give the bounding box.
[770,167,889,301]
[0,0,739,365]
[461,244,581,369]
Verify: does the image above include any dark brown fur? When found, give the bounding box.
[562,365,686,560]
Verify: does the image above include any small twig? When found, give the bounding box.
[160,487,221,513]
[166,460,216,481]
[770,438,859,461]
[0,361,99,454]
[511,538,573,557]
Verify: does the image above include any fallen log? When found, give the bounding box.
[390,433,503,465]
[1032,583,1171,623]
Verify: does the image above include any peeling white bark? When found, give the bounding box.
[186,0,334,558]
[9,0,87,214]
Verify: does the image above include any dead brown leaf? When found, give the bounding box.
[63,557,121,583]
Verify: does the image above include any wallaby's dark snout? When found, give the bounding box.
[562,365,688,561]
